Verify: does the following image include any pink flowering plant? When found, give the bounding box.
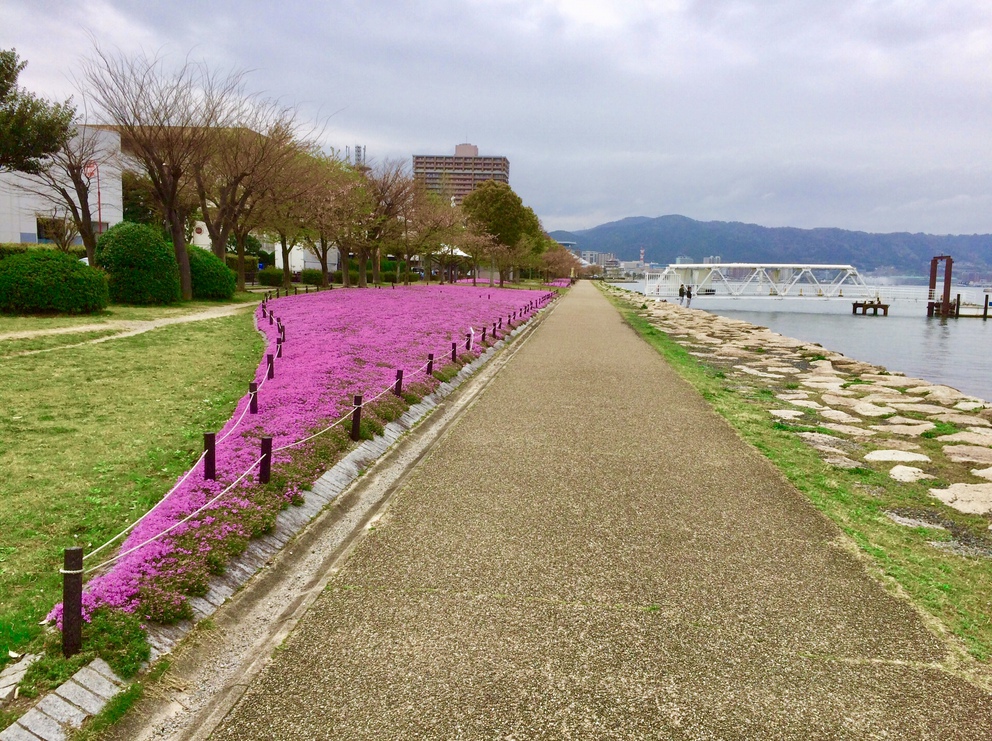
[49,284,553,628]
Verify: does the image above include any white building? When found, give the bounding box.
[0,126,123,244]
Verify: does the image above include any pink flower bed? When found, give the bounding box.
[547,278,571,288]
[50,284,552,626]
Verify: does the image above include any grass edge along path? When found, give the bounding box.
[600,284,992,690]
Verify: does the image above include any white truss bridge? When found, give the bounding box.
[644,263,879,299]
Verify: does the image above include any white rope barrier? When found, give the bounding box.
[84,455,266,575]
[82,450,209,562]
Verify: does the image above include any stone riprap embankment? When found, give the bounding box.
[620,289,992,547]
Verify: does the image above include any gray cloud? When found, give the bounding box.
[4,0,992,234]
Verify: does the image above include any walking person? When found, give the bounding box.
[678,284,685,305]
[685,284,692,307]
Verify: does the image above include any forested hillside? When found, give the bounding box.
[551,215,992,277]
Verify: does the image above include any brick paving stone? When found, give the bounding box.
[36,694,86,729]
[0,723,41,741]
[72,666,118,701]
[16,709,65,741]
[54,680,104,716]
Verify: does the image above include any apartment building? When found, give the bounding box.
[412,143,509,204]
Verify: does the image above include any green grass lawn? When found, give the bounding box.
[604,287,992,679]
[0,293,260,336]
[0,311,264,669]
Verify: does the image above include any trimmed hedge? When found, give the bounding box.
[189,247,236,299]
[258,267,284,287]
[225,254,257,283]
[0,250,108,314]
[300,269,323,285]
[0,243,87,262]
[96,223,181,305]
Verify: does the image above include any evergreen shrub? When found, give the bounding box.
[0,250,108,314]
[189,247,236,299]
[96,222,181,305]
[258,267,284,287]
[330,270,360,285]
[300,269,323,285]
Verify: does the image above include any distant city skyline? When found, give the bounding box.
[3,1,992,236]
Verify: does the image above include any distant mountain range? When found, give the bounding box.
[549,215,992,278]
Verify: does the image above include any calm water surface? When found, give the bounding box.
[619,282,991,402]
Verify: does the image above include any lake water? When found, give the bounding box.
[618,283,992,403]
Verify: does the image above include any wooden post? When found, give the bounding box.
[269,313,274,326]
[984,294,989,320]
[267,353,274,379]
[451,342,457,363]
[394,369,403,397]
[482,327,487,343]
[465,333,471,351]
[204,432,216,480]
[259,437,272,483]
[62,547,83,658]
[956,294,961,318]
[276,337,283,358]
[427,353,434,376]
[351,395,363,441]
[249,382,258,414]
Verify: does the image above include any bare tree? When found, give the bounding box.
[82,48,245,299]
[305,153,356,287]
[259,146,322,288]
[16,120,116,264]
[35,206,80,252]
[397,184,460,285]
[193,98,305,261]
[362,159,414,286]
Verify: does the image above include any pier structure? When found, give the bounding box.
[644,263,877,300]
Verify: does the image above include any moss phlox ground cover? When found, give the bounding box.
[49,285,552,627]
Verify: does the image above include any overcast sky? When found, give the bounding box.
[4,0,992,235]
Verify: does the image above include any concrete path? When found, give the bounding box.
[210,281,992,739]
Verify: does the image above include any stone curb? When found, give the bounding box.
[0,659,125,741]
[0,301,553,738]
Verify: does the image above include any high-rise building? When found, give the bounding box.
[412,144,509,204]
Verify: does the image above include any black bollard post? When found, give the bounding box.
[269,313,273,326]
[280,325,286,342]
[394,369,404,397]
[267,353,274,380]
[276,337,283,358]
[451,342,457,363]
[204,432,216,480]
[249,381,258,413]
[351,395,363,441]
[427,353,434,376]
[498,318,502,330]
[259,437,272,483]
[62,547,83,658]
[465,333,471,351]
[482,327,487,343]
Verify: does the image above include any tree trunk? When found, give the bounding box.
[280,234,292,289]
[358,250,368,288]
[318,236,330,287]
[169,213,193,300]
[235,234,246,292]
[341,249,351,287]
[371,244,380,285]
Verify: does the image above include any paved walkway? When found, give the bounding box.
[210,281,992,739]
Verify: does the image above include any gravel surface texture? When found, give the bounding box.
[210,281,992,739]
